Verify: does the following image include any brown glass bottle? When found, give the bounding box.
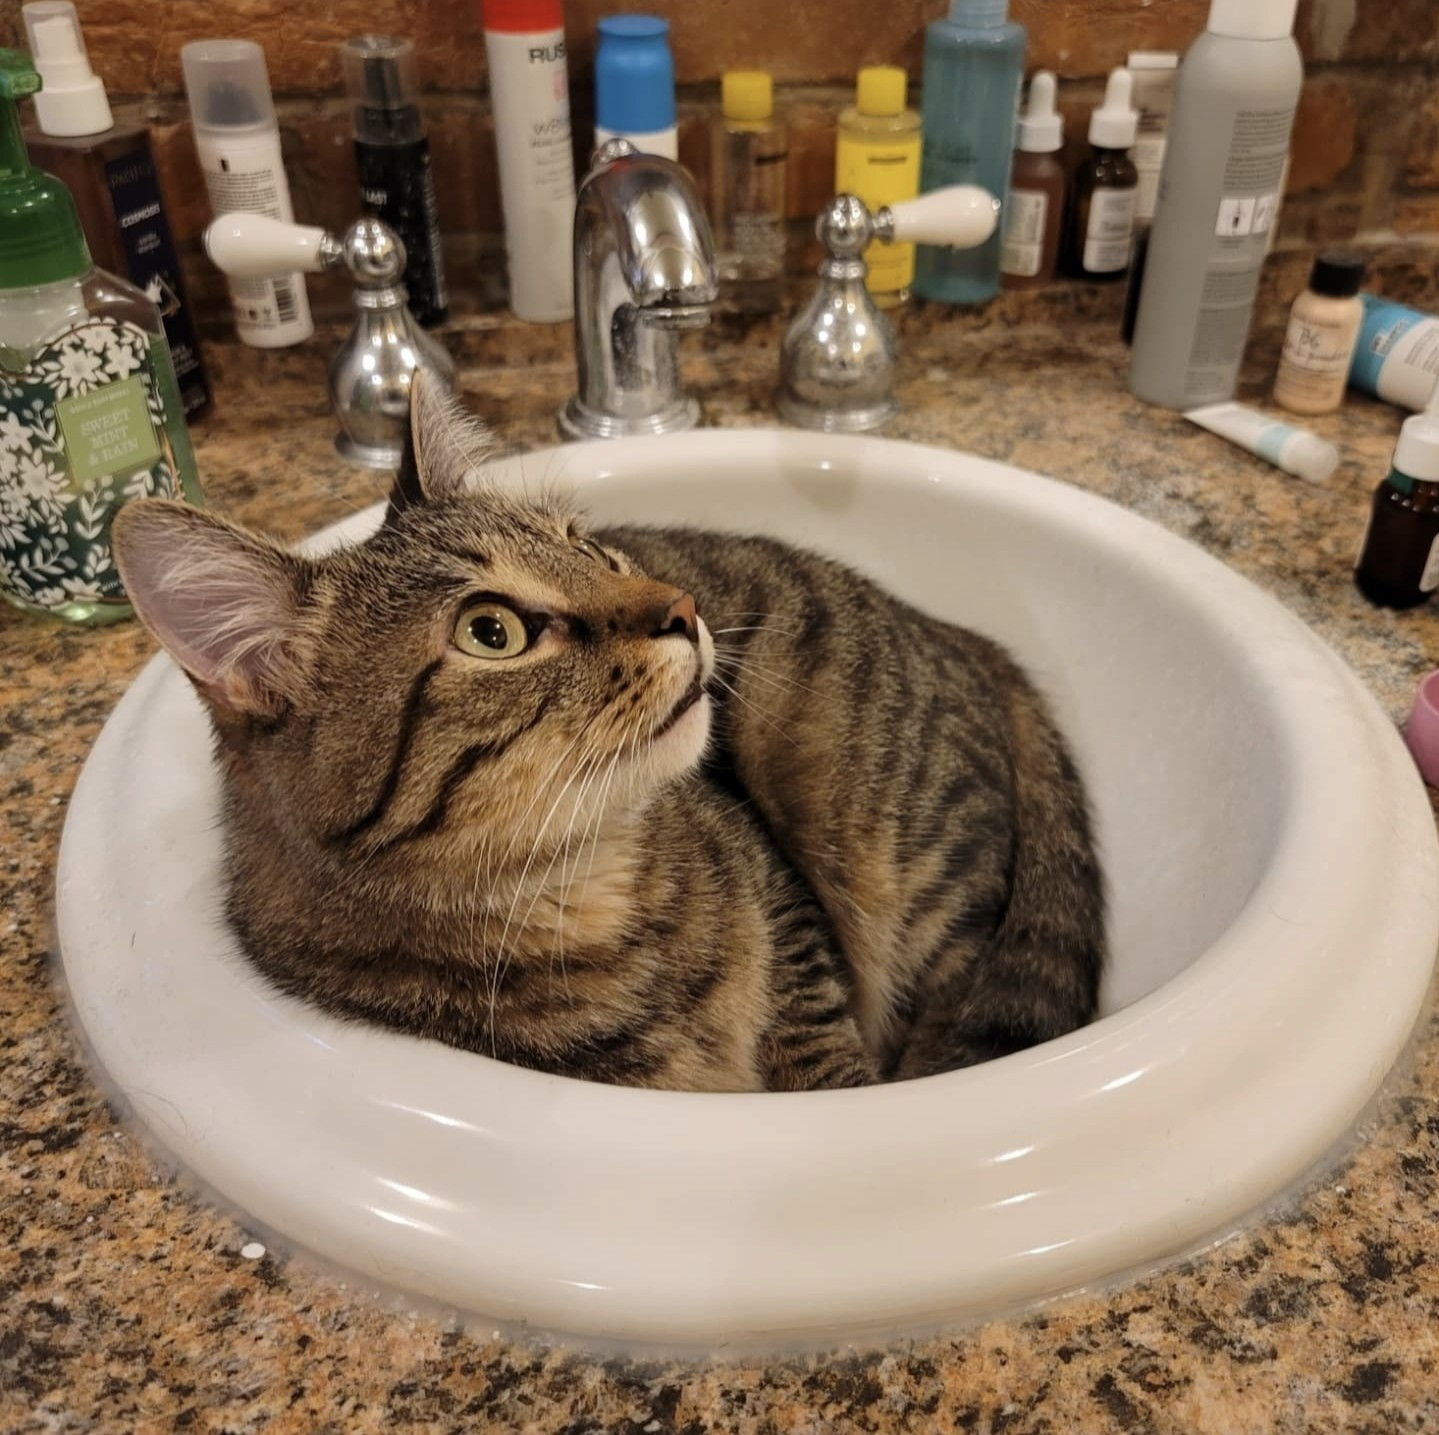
[1354,470,1439,610]
[26,128,212,418]
[1063,146,1139,282]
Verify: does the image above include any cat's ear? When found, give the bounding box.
[396,371,493,507]
[111,500,312,719]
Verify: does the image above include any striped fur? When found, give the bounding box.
[111,382,1104,1090]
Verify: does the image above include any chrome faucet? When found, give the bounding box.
[559,139,719,441]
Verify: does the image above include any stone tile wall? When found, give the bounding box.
[3,0,1434,315]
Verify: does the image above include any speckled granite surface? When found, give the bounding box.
[5,280,1439,1434]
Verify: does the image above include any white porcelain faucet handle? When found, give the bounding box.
[204,213,331,279]
[881,186,999,249]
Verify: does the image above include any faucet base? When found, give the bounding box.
[776,392,898,434]
[558,396,701,442]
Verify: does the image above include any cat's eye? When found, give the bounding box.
[454,602,529,659]
[571,536,615,569]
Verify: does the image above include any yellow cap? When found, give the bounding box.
[722,70,773,122]
[856,65,906,117]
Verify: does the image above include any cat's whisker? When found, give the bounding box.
[706,672,799,749]
[488,744,605,1030]
[714,651,822,701]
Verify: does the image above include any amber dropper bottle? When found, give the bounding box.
[1355,382,1439,610]
[1063,67,1138,282]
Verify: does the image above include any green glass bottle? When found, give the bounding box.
[0,49,201,624]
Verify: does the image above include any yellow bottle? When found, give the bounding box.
[834,66,922,305]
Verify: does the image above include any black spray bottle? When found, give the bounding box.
[340,35,448,327]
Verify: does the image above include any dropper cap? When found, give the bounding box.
[1393,379,1439,483]
[21,1,112,136]
[1088,67,1138,149]
[1016,71,1062,152]
[0,49,91,285]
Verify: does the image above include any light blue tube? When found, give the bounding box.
[1350,293,1439,410]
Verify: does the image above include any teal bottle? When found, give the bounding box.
[913,0,1026,305]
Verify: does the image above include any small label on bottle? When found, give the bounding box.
[1000,189,1048,278]
[1274,310,1359,409]
[1422,534,1439,593]
[1082,186,1137,273]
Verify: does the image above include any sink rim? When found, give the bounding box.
[56,427,1439,1349]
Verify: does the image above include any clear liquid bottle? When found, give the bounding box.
[710,70,787,315]
[913,0,1026,305]
[0,50,201,625]
[835,67,921,308]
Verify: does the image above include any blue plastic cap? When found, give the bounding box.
[596,13,675,134]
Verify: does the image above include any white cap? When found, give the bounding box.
[1277,431,1340,485]
[1126,51,1179,70]
[1393,379,1439,482]
[22,1,114,137]
[1016,71,1062,153]
[1088,67,1137,149]
[1206,0,1299,40]
[181,39,279,135]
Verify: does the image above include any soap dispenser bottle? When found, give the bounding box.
[21,1,211,418]
[999,70,1064,290]
[1355,382,1439,610]
[0,49,202,624]
[913,0,1026,305]
[1063,67,1139,282]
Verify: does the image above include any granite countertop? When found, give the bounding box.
[4,293,1439,1433]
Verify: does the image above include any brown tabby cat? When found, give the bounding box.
[111,376,1104,1090]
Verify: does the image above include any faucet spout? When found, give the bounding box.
[560,141,719,440]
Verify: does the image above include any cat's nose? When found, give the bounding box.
[653,591,699,645]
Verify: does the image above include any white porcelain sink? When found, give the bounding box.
[57,429,1439,1349]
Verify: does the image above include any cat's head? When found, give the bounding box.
[111,375,715,881]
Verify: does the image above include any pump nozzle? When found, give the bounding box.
[21,1,112,137]
[0,48,92,286]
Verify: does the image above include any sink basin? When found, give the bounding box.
[57,429,1439,1349]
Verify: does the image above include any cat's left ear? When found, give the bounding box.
[392,371,493,510]
[112,500,313,720]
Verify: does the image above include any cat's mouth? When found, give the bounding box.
[650,676,705,741]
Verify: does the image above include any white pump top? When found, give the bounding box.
[1088,67,1138,149]
[1206,0,1299,40]
[1016,71,1063,153]
[1394,379,1439,482]
[22,1,114,137]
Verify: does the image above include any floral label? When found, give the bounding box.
[57,376,162,485]
[1,318,183,614]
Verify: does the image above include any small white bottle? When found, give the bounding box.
[481,0,576,323]
[181,40,312,348]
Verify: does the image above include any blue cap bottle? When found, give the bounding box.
[594,14,677,160]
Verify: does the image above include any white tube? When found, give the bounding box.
[1184,401,1338,484]
[484,25,577,323]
